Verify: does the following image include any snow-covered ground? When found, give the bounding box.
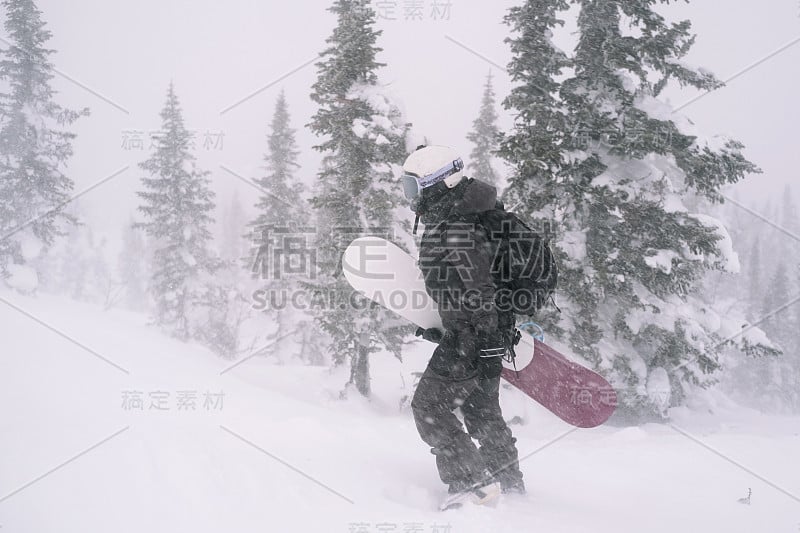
[1,290,799,533]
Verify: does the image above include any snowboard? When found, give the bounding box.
[342,236,617,428]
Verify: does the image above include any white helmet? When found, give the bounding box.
[401,145,464,201]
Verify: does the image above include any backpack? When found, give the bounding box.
[478,208,558,316]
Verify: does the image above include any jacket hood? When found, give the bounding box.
[418,177,498,226]
[452,178,497,215]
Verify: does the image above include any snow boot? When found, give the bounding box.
[500,478,526,495]
[439,481,501,511]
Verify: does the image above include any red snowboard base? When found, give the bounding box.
[502,340,616,428]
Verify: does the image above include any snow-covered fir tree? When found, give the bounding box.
[466,72,502,186]
[499,0,570,222]
[501,0,775,418]
[220,191,248,263]
[248,90,322,364]
[745,189,800,411]
[60,223,111,303]
[136,82,218,340]
[779,184,800,263]
[118,217,149,311]
[308,0,411,396]
[250,90,304,241]
[726,259,798,412]
[0,0,87,287]
[709,187,800,413]
[747,238,761,308]
[32,201,113,303]
[761,262,791,350]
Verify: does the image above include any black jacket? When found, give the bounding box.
[418,178,509,336]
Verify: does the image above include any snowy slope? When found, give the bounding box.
[1,290,799,533]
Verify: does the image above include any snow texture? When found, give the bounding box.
[5,264,38,292]
[690,213,741,273]
[644,249,681,274]
[1,291,798,533]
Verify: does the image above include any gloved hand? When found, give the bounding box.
[476,329,506,379]
[464,290,499,338]
[414,327,444,344]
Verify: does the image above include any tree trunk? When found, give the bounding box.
[350,330,371,397]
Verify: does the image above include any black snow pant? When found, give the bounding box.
[411,349,523,492]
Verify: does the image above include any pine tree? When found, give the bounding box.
[250,90,303,236]
[501,0,773,418]
[86,232,113,306]
[761,263,791,348]
[779,184,799,265]
[136,82,218,339]
[118,217,149,310]
[499,0,570,221]
[64,224,91,300]
[747,238,761,310]
[751,262,798,410]
[466,72,501,186]
[792,266,800,410]
[780,185,798,231]
[42,216,112,304]
[220,191,248,263]
[307,0,410,397]
[0,0,87,284]
[248,90,308,363]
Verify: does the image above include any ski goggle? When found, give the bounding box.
[401,158,464,200]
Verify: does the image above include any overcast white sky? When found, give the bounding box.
[25,0,800,243]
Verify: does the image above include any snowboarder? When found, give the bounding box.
[401,145,525,509]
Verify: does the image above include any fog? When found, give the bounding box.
[32,0,800,248]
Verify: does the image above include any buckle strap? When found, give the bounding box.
[480,347,505,358]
